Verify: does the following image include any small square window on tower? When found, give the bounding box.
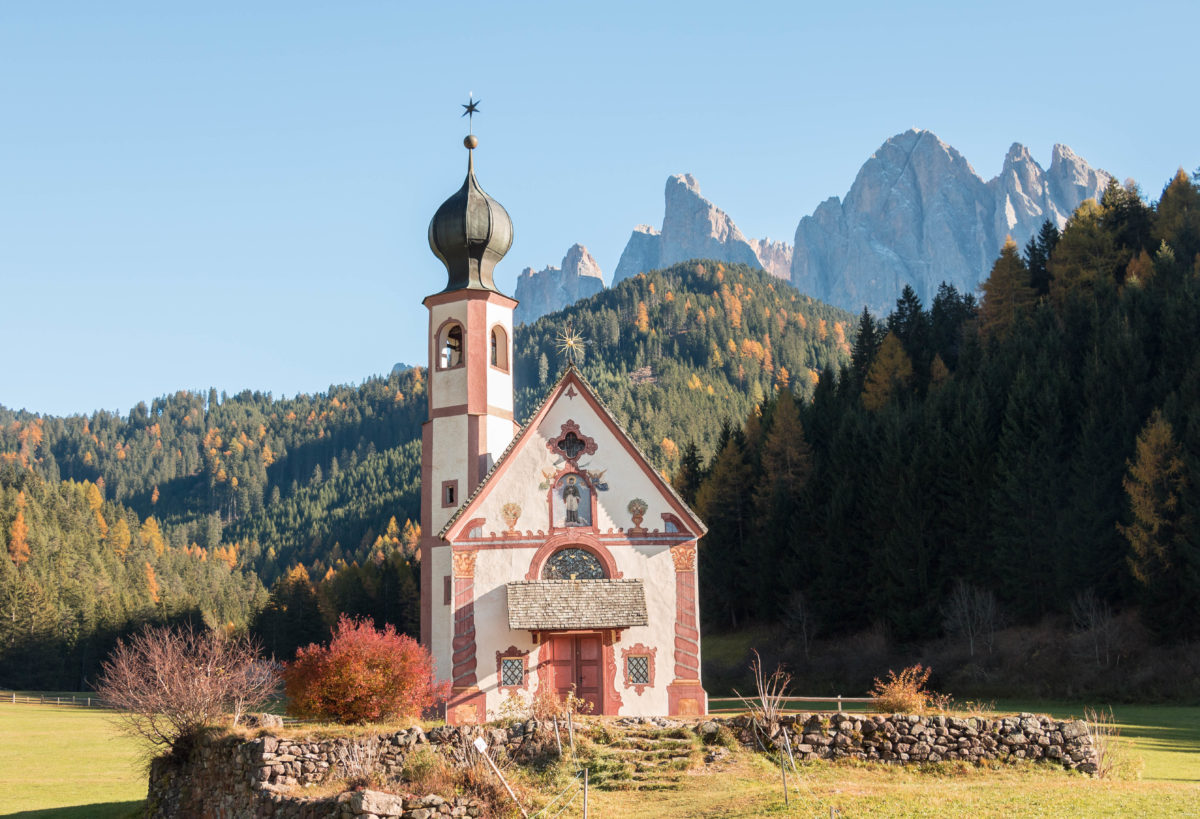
[626,655,650,686]
[442,480,459,508]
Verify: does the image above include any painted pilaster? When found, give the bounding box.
[446,548,487,724]
[668,540,707,716]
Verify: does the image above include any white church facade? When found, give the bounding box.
[418,132,707,724]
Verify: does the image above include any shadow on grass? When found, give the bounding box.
[2,801,144,819]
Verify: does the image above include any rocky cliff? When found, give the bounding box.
[791,130,1111,315]
[613,174,791,284]
[513,243,605,325]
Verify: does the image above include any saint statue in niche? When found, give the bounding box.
[554,473,591,527]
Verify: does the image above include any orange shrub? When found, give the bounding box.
[870,664,934,713]
[284,615,446,723]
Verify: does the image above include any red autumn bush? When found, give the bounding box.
[283,615,445,723]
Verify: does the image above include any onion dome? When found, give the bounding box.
[428,135,513,293]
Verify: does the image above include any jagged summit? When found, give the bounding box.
[792,130,1111,316]
[513,243,605,325]
[612,174,792,285]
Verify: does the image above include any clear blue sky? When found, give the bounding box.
[2,1,1196,416]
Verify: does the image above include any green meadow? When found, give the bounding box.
[1,699,1196,817]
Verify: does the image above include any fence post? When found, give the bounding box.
[583,767,588,819]
[837,695,843,713]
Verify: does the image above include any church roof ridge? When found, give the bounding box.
[438,365,707,540]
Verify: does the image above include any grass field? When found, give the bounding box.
[0,704,144,818]
[1,700,1196,817]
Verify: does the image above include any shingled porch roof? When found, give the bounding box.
[506,579,649,630]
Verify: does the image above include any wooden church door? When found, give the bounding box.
[550,634,602,713]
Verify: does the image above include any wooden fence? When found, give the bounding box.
[1,691,110,708]
[708,694,875,714]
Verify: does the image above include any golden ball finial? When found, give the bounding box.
[464,134,479,150]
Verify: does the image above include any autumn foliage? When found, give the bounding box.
[284,615,445,723]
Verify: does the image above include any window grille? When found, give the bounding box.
[627,655,650,685]
[500,658,524,687]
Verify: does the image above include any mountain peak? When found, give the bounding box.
[669,173,702,195]
[613,174,787,284]
[794,136,1111,316]
[514,243,606,325]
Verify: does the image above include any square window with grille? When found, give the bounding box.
[627,655,650,686]
[500,657,524,687]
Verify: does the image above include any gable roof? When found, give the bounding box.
[439,365,707,541]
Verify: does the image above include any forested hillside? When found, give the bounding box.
[0,464,265,688]
[6,169,1197,695]
[688,171,1200,662]
[516,260,854,463]
[0,260,851,687]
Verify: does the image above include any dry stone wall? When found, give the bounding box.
[718,711,1098,773]
[150,711,1098,816]
[147,721,544,819]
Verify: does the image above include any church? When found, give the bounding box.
[418,129,708,724]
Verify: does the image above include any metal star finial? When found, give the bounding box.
[556,326,588,366]
[461,95,481,133]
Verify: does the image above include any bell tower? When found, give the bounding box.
[420,124,518,659]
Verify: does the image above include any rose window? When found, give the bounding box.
[542,547,606,580]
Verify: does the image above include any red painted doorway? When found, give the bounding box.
[549,633,602,713]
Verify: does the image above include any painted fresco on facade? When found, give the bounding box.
[554,473,591,527]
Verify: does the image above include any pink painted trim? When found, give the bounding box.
[432,317,466,372]
[620,642,658,696]
[495,645,531,693]
[489,324,510,373]
[440,369,703,542]
[545,419,598,463]
[423,289,518,309]
[545,467,600,536]
[441,479,459,508]
[602,630,623,715]
[524,532,622,580]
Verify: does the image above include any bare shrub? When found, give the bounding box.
[1071,589,1120,668]
[1083,706,1126,779]
[783,591,819,661]
[97,623,279,758]
[734,649,792,734]
[941,580,999,657]
[870,664,935,713]
[330,738,382,790]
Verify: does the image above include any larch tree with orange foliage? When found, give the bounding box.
[8,492,30,566]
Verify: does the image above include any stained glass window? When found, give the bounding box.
[542,547,606,580]
[627,655,650,685]
[501,658,524,687]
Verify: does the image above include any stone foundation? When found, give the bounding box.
[149,711,1099,816]
[719,711,1098,773]
[147,722,546,819]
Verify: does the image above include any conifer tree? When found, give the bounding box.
[862,332,913,411]
[751,391,812,617]
[1048,200,1119,306]
[1119,410,1200,639]
[980,238,1036,339]
[849,308,882,390]
[1154,168,1200,263]
[695,436,753,628]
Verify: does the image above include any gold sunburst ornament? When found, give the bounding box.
[556,326,588,366]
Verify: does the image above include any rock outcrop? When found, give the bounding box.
[790,129,1111,316]
[513,243,605,325]
[613,174,792,284]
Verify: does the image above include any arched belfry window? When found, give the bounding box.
[542,547,607,580]
[490,326,508,371]
[439,323,463,369]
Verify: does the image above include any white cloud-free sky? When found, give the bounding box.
[2,0,1196,415]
